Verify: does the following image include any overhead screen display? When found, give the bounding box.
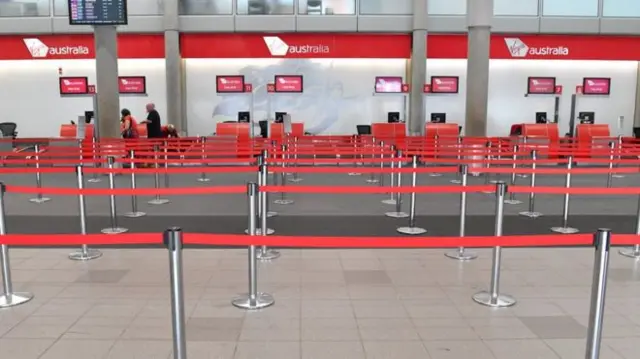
[274,75,303,93]
[430,76,459,94]
[527,77,556,94]
[68,0,128,25]
[119,76,146,94]
[59,77,88,95]
[582,77,611,95]
[374,76,403,93]
[216,75,245,93]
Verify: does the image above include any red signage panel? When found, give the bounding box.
[274,75,303,93]
[216,75,245,93]
[527,77,556,94]
[423,84,431,93]
[430,76,459,94]
[59,77,88,95]
[555,85,563,94]
[119,76,146,94]
[582,77,611,95]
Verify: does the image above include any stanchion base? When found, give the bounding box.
[429,173,442,177]
[551,226,579,234]
[381,199,397,205]
[348,173,362,176]
[288,178,303,183]
[231,293,275,310]
[257,249,281,261]
[450,179,462,184]
[472,292,516,308]
[148,198,170,205]
[619,248,640,259]
[197,177,211,182]
[245,228,275,235]
[516,174,529,178]
[267,211,277,218]
[397,226,427,235]
[124,211,146,218]
[29,197,51,204]
[612,174,625,179]
[274,199,294,205]
[0,292,34,308]
[385,211,409,218]
[87,178,102,183]
[481,191,494,194]
[444,250,478,261]
[101,227,128,235]
[504,199,522,205]
[519,211,543,218]
[69,249,102,261]
[365,179,379,184]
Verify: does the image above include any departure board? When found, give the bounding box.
[68,0,128,25]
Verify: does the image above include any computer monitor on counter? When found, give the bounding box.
[238,111,250,123]
[387,112,400,123]
[578,112,595,124]
[430,113,446,123]
[535,112,548,124]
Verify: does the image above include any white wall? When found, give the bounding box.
[0,59,166,138]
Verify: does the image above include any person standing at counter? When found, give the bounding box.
[141,103,163,139]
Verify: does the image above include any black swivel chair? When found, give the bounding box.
[258,121,269,138]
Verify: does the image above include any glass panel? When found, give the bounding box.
[542,0,598,16]
[237,0,294,14]
[428,0,466,15]
[494,0,538,16]
[180,0,232,14]
[359,0,411,15]
[603,0,640,17]
[298,0,354,14]
[0,0,50,17]
[55,0,163,16]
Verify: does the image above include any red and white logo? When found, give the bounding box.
[504,37,569,58]
[263,36,329,57]
[23,38,90,58]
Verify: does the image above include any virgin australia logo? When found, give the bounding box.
[263,36,329,57]
[504,37,569,58]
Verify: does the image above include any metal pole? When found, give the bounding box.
[274,145,293,205]
[289,136,302,182]
[450,136,462,184]
[29,144,51,203]
[607,141,615,188]
[482,141,497,194]
[445,165,477,260]
[261,149,277,218]
[585,229,612,359]
[124,150,145,217]
[397,156,426,235]
[68,166,102,261]
[504,145,522,205]
[551,156,578,233]
[348,135,361,176]
[378,141,386,186]
[232,183,275,310]
[366,137,379,183]
[472,181,516,307]
[257,164,280,260]
[0,182,34,308]
[385,150,408,218]
[619,196,640,258]
[612,136,625,179]
[519,150,542,218]
[101,156,127,234]
[149,145,170,205]
[429,134,442,177]
[517,137,529,178]
[164,140,170,188]
[197,136,210,182]
[382,145,397,205]
[164,227,187,359]
[88,136,101,183]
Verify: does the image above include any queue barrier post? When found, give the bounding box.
[88,137,102,183]
[163,140,171,188]
[29,144,51,204]
[274,144,294,205]
[551,156,579,234]
[366,137,379,183]
[519,150,543,218]
[101,156,128,234]
[585,229,612,359]
[504,144,522,205]
[382,145,397,205]
[261,150,277,218]
[0,182,35,308]
[385,150,408,218]
[68,166,102,261]
[397,156,427,235]
[606,141,615,188]
[429,135,442,177]
[289,136,303,183]
[124,150,146,218]
[619,195,640,259]
[445,164,477,260]
[612,136,625,179]
[164,227,187,359]
[482,141,498,194]
[348,135,362,176]
[149,144,170,205]
[197,136,210,182]
[258,165,280,260]
[378,141,385,186]
[450,136,463,184]
[232,182,275,310]
[516,137,529,178]
[472,181,516,308]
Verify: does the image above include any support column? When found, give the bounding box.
[464,0,493,136]
[164,0,186,134]
[94,26,120,139]
[634,62,640,128]
[408,0,428,135]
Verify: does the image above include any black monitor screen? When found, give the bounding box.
[578,112,595,124]
[535,112,548,124]
[387,112,400,123]
[238,111,250,123]
[84,111,94,124]
[430,113,446,123]
[68,0,128,25]
[275,112,286,123]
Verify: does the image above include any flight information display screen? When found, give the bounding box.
[68,0,128,25]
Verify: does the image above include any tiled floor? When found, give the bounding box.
[1,246,640,358]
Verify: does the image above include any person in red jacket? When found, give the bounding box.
[162,124,179,138]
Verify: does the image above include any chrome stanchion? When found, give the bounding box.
[385,150,408,218]
[348,135,362,176]
[365,137,379,183]
[551,156,578,234]
[429,135,442,177]
[68,166,102,261]
[397,156,427,235]
[197,136,210,182]
[232,183,275,310]
[619,195,640,259]
[519,150,543,218]
[378,141,385,186]
[516,137,529,178]
[274,144,294,205]
[163,140,171,188]
[260,150,277,218]
[450,137,463,184]
[289,137,303,183]
[88,137,102,183]
[29,144,51,204]
[606,141,615,188]
[245,164,275,236]
[164,227,187,359]
[148,145,170,205]
[124,150,146,218]
[445,165,477,260]
[504,145,522,205]
[585,229,612,359]
[482,141,497,194]
[101,156,128,234]
[612,136,625,179]
[0,183,34,308]
[472,181,516,307]
[382,145,397,205]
